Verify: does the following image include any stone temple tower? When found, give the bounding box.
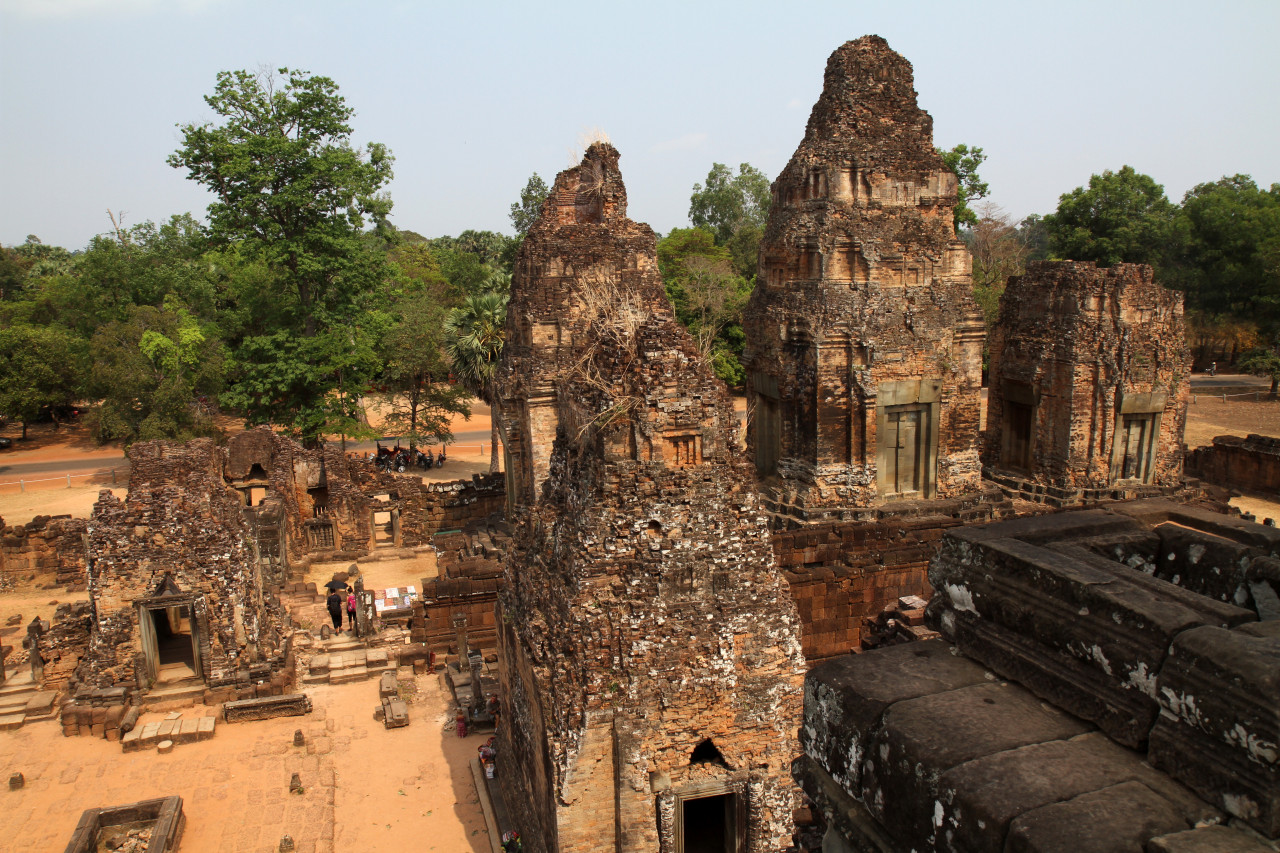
[743,35,985,521]
[495,143,806,853]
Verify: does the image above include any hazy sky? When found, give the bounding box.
[2,0,1278,250]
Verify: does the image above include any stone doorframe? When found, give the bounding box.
[655,776,756,853]
[134,592,209,685]
[1109,390,1167,485]
[875,379,942,500]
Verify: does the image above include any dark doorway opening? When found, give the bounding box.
[682,793,733,853]
[148,604,198,683]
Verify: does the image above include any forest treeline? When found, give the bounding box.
[2,69,1278,448]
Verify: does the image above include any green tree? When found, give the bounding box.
[88,302,225,444]
[657,226,751,386]
[938,144,989,231]
[689,162,771,280]
[1044,166,1176,269]
[0,323,88,438]
[445,289,509,473]
[509,173,550,236]
[1238,346,1280,397]
[1175,175,1280,324]
[378,293,472,451]
[169,68,394,444]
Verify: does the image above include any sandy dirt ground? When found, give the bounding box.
[0,669,492,852]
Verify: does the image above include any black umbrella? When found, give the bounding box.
[324,579,349,591]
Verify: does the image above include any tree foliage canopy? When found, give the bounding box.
[1044,165,1176,269]
[938,144,989,231]
[509,173,549,236]
[169,68,394,444]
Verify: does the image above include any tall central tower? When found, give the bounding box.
[743,36,985,521]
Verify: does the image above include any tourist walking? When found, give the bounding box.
[346,590,357,633]
[326,590,343,631]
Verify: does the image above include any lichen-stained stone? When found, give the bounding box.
[1003,781,1196,853]
[1149,624,1280,837]
[800,639,988,794]
[860,682,1092,846]
[1148,825,1279,853]
[982,261,1191,506]
[495,143,806,853]
[927,514,1255,748]
[935,732,1219,851]
[744,35,984,520]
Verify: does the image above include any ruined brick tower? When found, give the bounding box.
[982,260,1191,504]
[78,439,292,690]
[743,36,984,520]
[495,143,806,853]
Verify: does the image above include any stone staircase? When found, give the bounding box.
[0,670,58,731]
[301,635,394,686]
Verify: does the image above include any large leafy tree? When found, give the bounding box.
[169,67,394,444]
[689,162,771,280]
[445,287,509,473]
[88,302,225,444]
[1175,175,1280,322]
[0,323,89,438]
[1044,166,1177,270]
[938,144,990,232]
[509,173,550,236]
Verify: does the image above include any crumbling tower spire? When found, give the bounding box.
[743,35,985,519]
[495,143,805,853]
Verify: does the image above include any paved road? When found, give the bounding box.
[0,426,499,481]
[0,455,128,481]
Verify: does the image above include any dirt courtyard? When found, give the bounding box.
[0,669,492,852]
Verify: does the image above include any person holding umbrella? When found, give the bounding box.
[325,588,343,631]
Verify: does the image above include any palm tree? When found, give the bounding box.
[444,287,509,472]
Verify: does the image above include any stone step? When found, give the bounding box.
[0,713,24,731]
[0,694,34,716]
[0,679,38,699]
[21,691,57,720]
[141,681,205,707]
[301,671,331,686]
[329,666,368,685]
[324,639,364,653]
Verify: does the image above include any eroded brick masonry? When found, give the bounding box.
[983,261,1191,506]
[495,143,806,853]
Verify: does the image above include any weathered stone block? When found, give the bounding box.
[930,518,1254,747]
[381,698,408,729]
[802,639,988,792]
[861,682,1091,843]
[223,693,312,723]
[935,732,1218,850]
[1149,624,1280,837]
[1147,825,1278,852]
[1003,781,1193,853]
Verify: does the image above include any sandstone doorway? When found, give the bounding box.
[680,792,737,853]
[878,404,931,498]
[139,602,202,684]
[1116,412,1157,483]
